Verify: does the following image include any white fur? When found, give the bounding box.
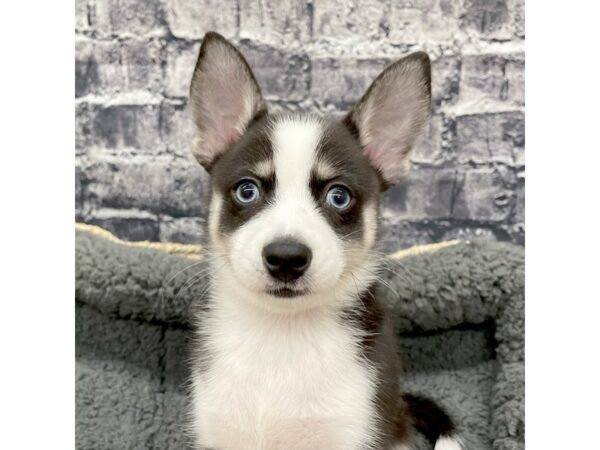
[192,291,379,450]
[192,116,383,449]
[223,115,373,313]
[434,435,464,450]
[206,115,380,314]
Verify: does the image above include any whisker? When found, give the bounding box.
[163,261,205,287]
[350,264,404,298]
[193,262,228,302]
[174,265,218,302]
[349,272,368,314]
[339,229,363,240]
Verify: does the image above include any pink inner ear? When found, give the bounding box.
[200,109,246,162]
[362,139,408,183]
[362,143,384,167]
[190,38,266,166]
[352,53,431,184]
[217,113,244,146]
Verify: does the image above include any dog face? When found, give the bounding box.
[189,32,431,312]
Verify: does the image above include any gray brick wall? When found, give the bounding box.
[75,0,525,250]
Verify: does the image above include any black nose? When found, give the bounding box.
[262,239,312,283]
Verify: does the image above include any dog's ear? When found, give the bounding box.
[189,32,267,170]
[344,52,431,187]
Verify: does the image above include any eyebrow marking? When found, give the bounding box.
[313,159,338,180]
[252,159,275,178]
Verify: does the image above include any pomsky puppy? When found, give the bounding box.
[187,32,464,450]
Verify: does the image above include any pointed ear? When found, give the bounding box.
[344,52,431,187]
[189,32,267,170]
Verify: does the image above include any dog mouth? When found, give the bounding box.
[265,285,308,298]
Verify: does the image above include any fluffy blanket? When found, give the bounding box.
[75,224,524,450]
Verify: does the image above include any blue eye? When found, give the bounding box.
[234,180,260,205]
[325,185,352,210]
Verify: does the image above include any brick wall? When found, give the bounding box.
[75,0,525,250]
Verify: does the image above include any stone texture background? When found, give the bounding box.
[75,0,524,251]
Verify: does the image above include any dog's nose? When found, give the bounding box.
[262,239,312,283]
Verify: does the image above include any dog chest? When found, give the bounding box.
[191,307,379,450]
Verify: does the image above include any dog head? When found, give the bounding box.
[189,32,431,313]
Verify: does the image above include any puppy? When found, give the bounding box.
[187,32,463,450]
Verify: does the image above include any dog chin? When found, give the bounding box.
[265,286,308,299]
[226,262,345,310]
[247,280,334,313]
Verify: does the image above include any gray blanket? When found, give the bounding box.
[75,227,524,450]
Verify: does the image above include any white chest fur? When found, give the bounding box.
[191,295,379,450]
